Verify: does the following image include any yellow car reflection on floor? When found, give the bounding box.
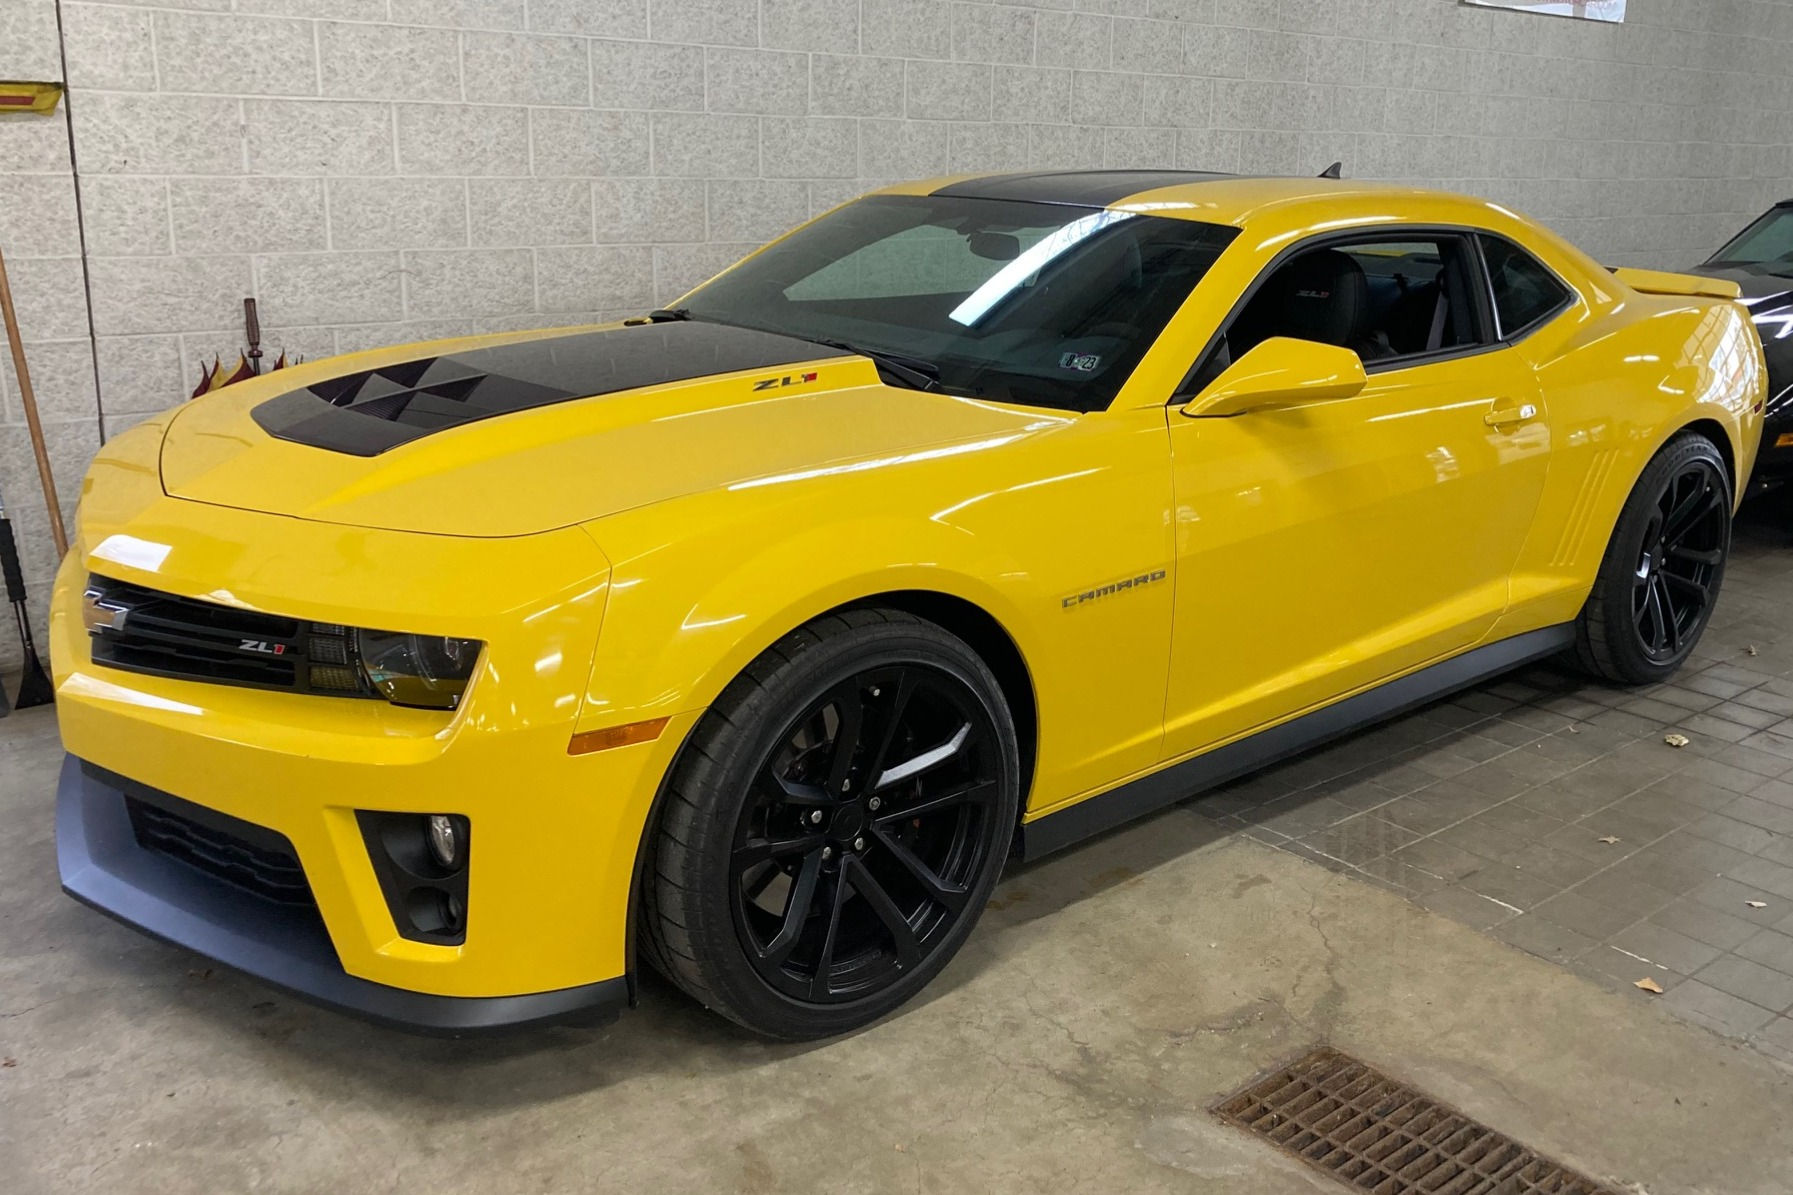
[52,171,1764,1039]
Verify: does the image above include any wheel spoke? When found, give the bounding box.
[1653,573,1681,650]
[1663,480,1718,543]
[1663,571,1709,603]
[874,721,972,791]
[1667,544,1723,567]
[808,873,849,1001]
[864,669,918,779]
[735,831,826,868]
[823,685,864,794]
[758,848,823,966]
[766,766,831,807]
[874,778,997,824]
[870,824,969,913]
[1639,579,1665,648]
[845,856,920,967]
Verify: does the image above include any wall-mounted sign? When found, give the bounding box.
[1463,0,1625,21]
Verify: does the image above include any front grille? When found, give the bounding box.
[126,794,313,907]
[86,574,374,698]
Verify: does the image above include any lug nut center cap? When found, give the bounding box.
[831,803,866,841]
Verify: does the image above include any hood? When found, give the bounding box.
[158,322,1060,538]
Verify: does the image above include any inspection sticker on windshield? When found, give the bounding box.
[1059,352,1102,373]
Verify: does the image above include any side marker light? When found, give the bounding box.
[568,717,670,755]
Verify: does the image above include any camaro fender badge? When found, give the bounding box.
[1061,569,1169,610]
[751,371,820,392]
[239,639,287,655]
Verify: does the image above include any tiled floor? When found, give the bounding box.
[1188,492,1793,1059]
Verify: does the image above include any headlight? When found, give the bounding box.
[356,630,483,710]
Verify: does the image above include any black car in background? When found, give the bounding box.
[1691,200,1793,491]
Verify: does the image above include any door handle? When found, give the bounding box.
[1484,402,1538,427]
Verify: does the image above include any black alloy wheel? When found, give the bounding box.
[1577,431,1731,684]
[1631,458,1727,661]
[729,664,1001,1004]
[642,609,1020,1039]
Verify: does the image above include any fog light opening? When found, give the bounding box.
[356,810,471,946]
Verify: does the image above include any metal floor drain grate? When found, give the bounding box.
[1213,1047,1621,1194]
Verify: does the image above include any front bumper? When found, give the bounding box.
[48,446,705,1026]
[58,755,628,1033]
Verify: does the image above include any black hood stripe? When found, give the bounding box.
[251,321,847,457]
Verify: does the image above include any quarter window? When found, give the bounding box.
[1480,236,1571,339]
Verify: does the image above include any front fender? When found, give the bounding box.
[573,408,1179,813]
[578,509,1039,729]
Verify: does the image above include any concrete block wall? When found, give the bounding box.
[0,0,102,680]
[1,0,1792,673]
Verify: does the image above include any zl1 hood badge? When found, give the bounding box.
[752,371,819,392]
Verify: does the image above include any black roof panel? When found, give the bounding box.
[931,170,1233,208]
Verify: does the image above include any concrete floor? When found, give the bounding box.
[10,507,1793,1192]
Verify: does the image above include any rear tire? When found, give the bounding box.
[1575,431,1731,685]
[641,608,1020,1040]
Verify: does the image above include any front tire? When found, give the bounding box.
[1576,431,1731,684]
[642,609,1020,1040]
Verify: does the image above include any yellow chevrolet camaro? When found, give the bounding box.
[53,171,1765,1039]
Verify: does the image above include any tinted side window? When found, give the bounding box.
[1481,237,1571,339]
[1198,234,1488,389]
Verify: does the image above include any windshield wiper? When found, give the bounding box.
[799,337,943,393]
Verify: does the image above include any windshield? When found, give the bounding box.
[1709,205,1793,274]
[678,194,1239,412]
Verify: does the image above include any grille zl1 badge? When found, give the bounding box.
[239,639,286,655]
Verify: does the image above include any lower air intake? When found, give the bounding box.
[126,794,314,908]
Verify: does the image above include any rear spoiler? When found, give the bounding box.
[1610,267,1742,301]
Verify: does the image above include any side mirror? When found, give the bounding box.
[1180,337,1367,419]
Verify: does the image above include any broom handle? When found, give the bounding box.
[0,244,69,557]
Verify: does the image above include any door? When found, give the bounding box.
[1159,231,1553,761]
